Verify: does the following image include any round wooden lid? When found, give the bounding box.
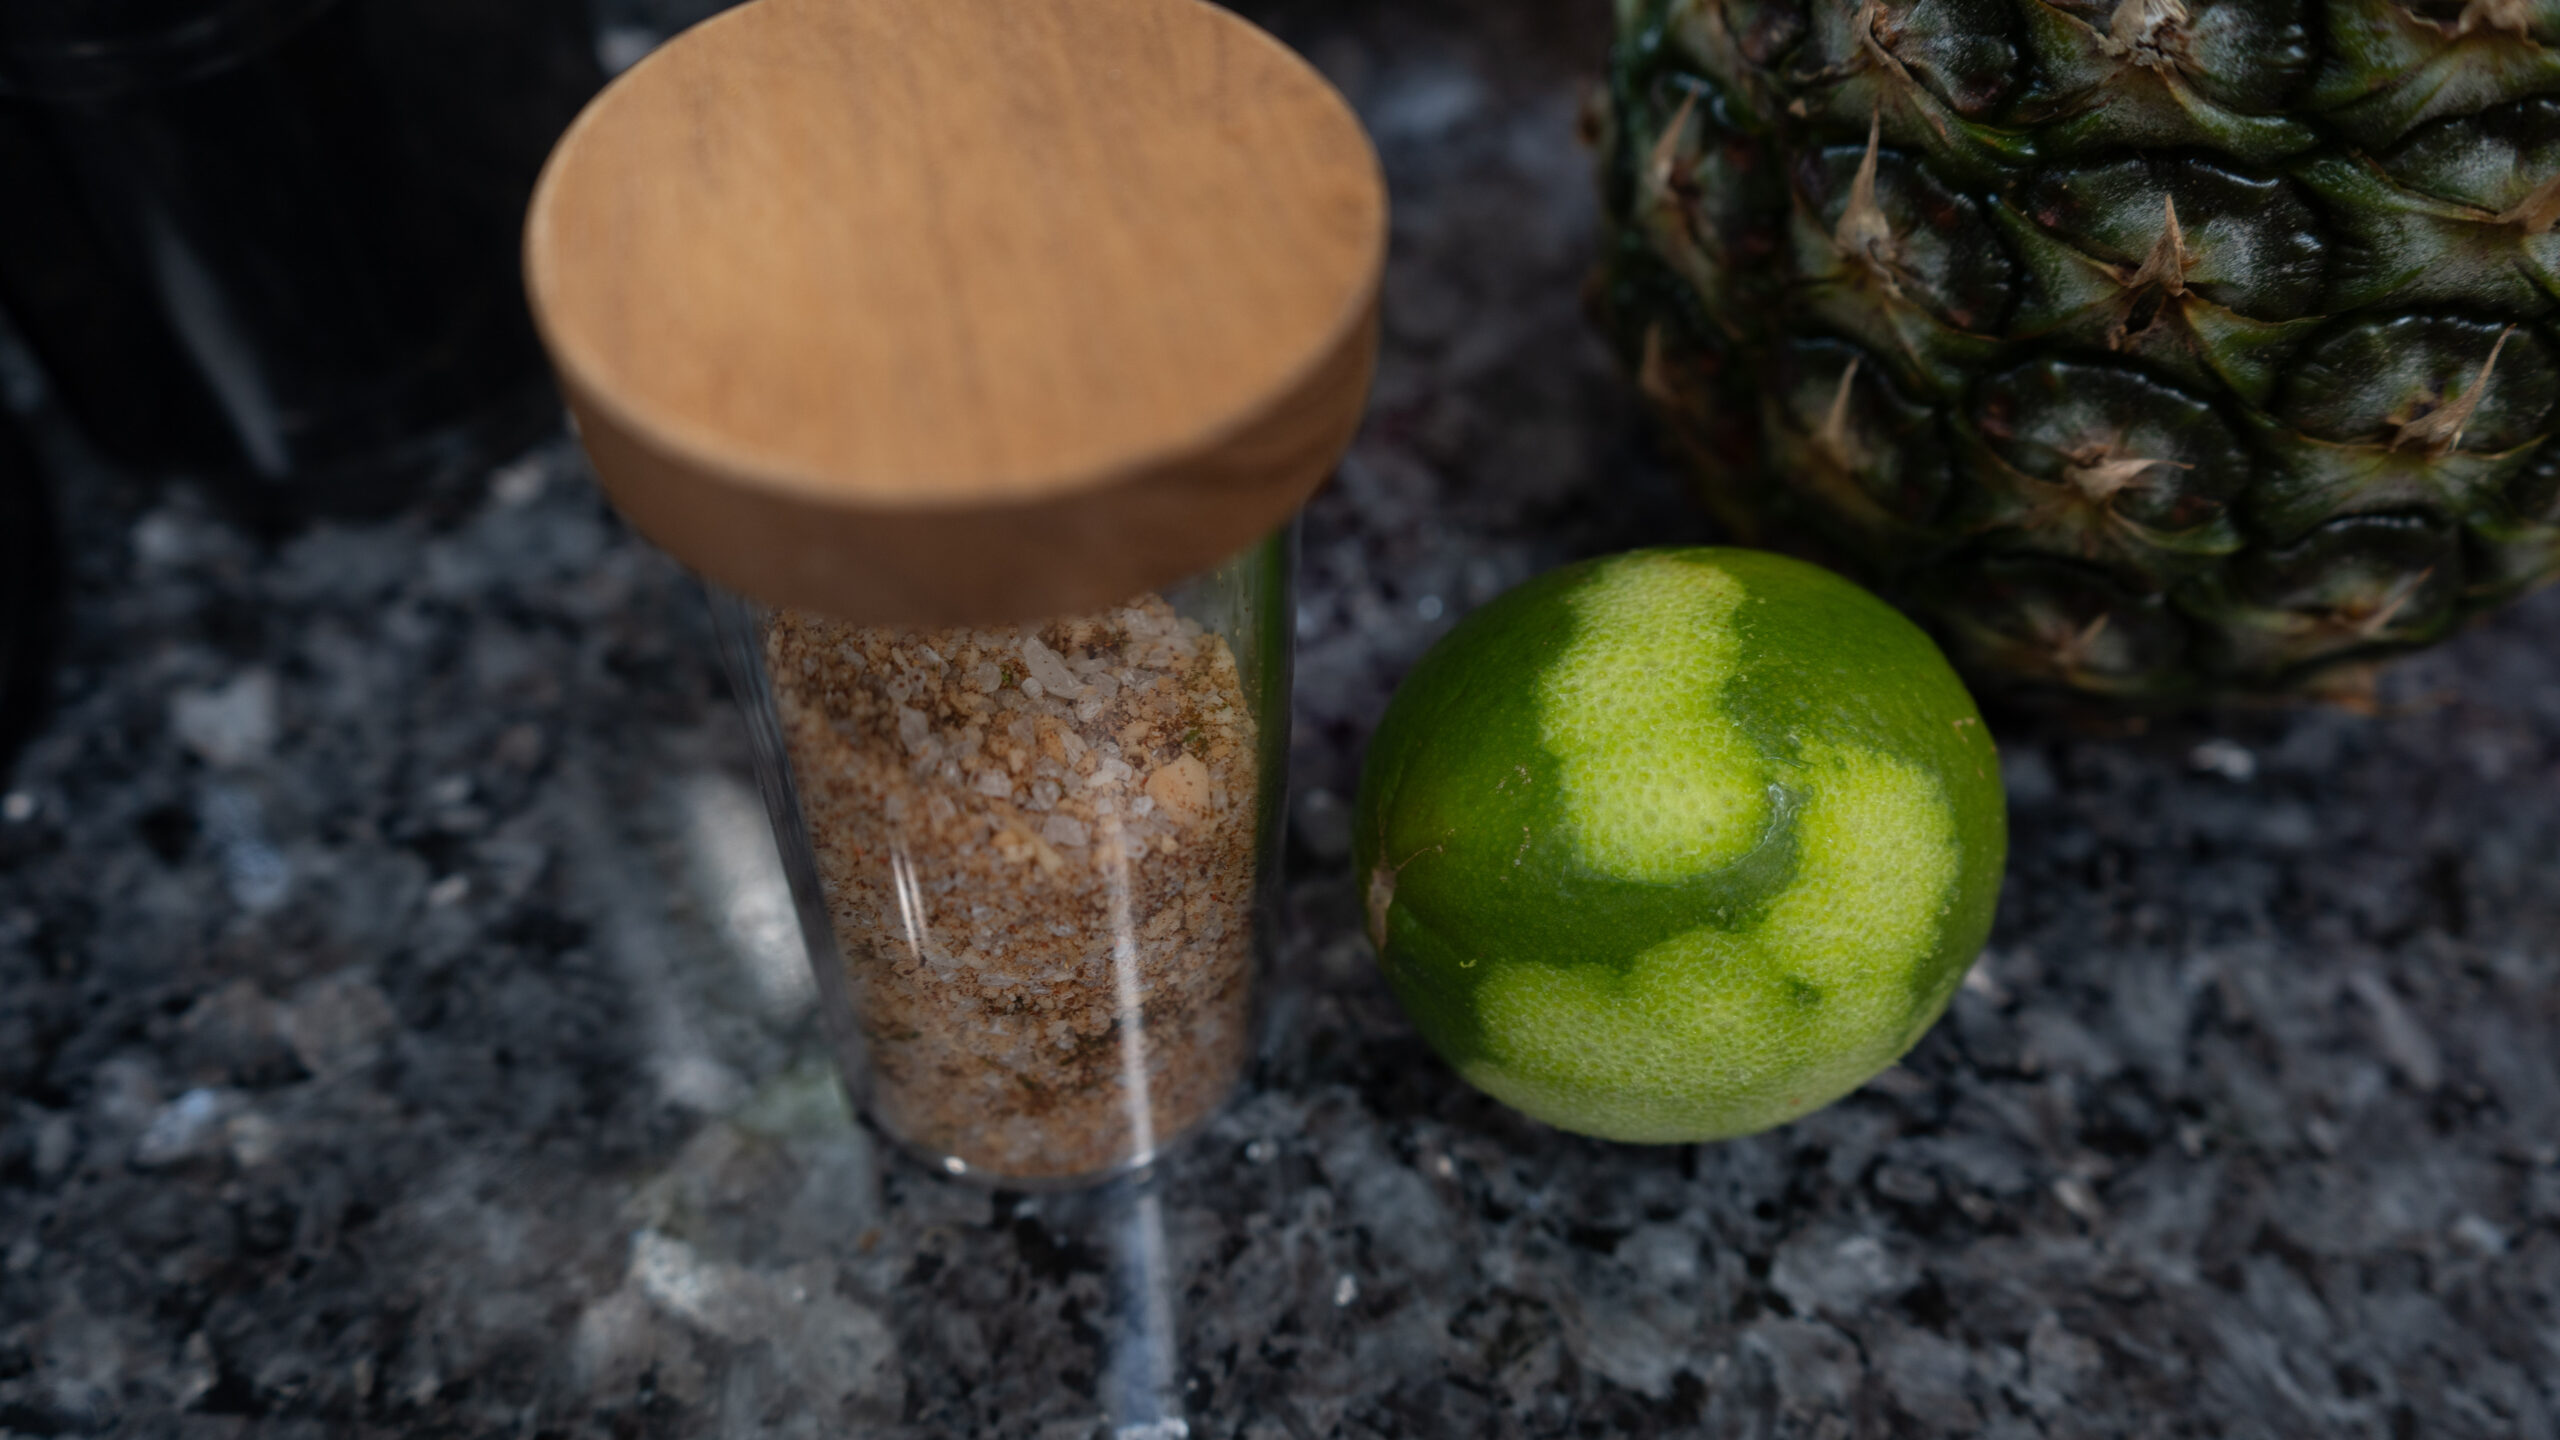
[525,0,1385,626]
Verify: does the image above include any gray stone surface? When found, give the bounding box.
[6,1,2560,1435]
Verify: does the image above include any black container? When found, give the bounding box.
[0,0,599,516]
[0,410,56,781]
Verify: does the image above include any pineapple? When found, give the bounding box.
[1595,0,2560,698]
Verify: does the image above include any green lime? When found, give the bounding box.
[1355,548,2005,1143]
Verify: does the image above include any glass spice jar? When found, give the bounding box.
[525,0,1385,1183]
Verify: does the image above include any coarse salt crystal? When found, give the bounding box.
[1019,634,1086,697]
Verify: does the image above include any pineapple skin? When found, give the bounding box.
[1596,0,2560,699]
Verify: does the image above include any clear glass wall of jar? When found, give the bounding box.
[714,530,1296,1186]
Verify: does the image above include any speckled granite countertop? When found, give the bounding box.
[5,2,2560,1436]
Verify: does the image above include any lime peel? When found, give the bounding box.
[1537,554,1767,883]
[1470,741,1959,1141]
[1356,547,2006,1145]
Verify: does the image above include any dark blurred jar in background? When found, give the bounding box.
[0,408,56,783]
[0,0,600,520]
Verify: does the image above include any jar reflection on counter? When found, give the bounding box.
[718,531,1295,1185]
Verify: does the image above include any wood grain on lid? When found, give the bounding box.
[525,0,1385,623]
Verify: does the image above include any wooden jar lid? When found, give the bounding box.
[524,0,1386,626]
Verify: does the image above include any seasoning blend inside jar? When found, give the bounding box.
[525,0,1386,1185]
